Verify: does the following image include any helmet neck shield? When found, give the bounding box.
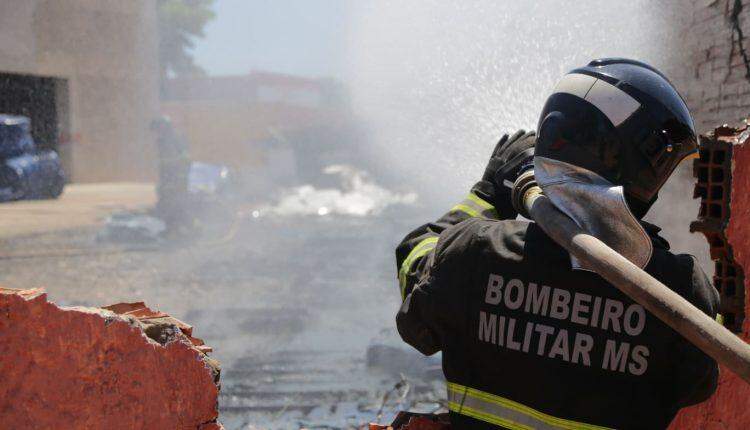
[534,156,653,270]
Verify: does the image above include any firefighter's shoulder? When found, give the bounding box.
[433,217,528,267]
[647,248,719,317]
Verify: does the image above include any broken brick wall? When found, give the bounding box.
[662,1,750,428]
[0,288,222,429]
[669,126,750,429]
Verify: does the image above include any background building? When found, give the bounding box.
[162,72,359,196]
[0,0,159,182]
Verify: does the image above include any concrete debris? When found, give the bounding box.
[0,287,222,429]
[370,412,451,429]
[367,328,442,380]
[97,212,166,243]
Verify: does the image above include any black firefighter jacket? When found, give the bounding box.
[395,180,719,430]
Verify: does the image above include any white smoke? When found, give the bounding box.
[345,0,689,206]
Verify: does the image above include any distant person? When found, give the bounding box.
[150,116,192,237]
[395,59,718,429]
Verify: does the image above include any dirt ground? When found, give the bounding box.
[0,183,157,239]
[0,183,441,429]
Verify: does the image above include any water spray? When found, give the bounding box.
[512,170,750,384]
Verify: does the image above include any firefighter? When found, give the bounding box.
[151,116,192,238]
[395,59,719,429]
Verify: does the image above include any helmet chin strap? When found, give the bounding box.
[534,156,654,270]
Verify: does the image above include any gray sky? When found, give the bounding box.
[192,0,350,78]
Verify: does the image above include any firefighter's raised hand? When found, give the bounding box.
[480,129,536,218]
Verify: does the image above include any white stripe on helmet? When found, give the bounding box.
[553,73,641,126]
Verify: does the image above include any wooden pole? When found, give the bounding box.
[524,187,750,383]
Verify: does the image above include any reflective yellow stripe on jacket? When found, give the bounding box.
[399,194,496,300]
[451,192,499,219]
[398,236,438,300]
[447,382,613,430]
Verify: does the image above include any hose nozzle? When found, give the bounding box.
[511,169,542,219]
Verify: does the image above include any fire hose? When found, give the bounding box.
[512,170,750,384]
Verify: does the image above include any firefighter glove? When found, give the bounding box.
[481,129,536,218]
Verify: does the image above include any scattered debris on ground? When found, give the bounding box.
[97,213,166,243]
[369,412,451,430]
[366,328,442,380]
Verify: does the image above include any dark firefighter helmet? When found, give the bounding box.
[535,58,698,217]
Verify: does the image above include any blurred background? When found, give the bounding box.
[0,0,736,428]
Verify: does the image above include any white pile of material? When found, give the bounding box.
[266,165,417,217]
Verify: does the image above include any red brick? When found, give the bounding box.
[0,288,221,429]
[669,129,750,429]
